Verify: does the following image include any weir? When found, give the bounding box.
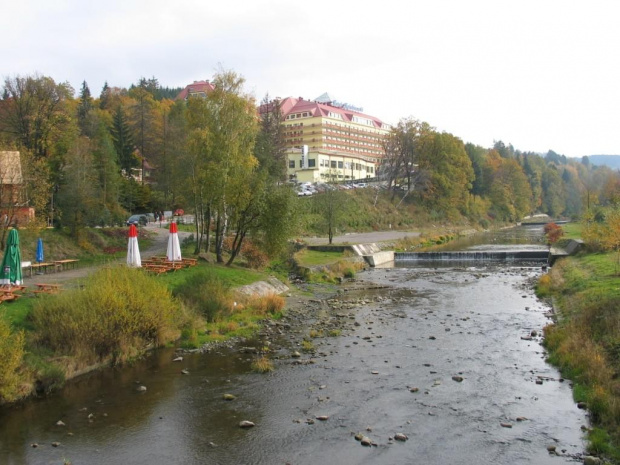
[395,250,549,263]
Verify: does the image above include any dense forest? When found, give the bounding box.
[1,72,618,259]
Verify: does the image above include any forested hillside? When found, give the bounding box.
[2,72,619,261]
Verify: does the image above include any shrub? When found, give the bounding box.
[31,266,185,366]
[174,269,235,322]
[343,267,356,279]
[241,241,268,270]
[0,317,25,403]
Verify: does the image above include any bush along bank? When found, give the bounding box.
[0,264,287,405]
[538,253,620,463]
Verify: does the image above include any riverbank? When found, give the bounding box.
[539,242,620,463]
[1,256,591,465]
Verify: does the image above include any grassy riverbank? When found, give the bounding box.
[0,259,284,405]
[538,223,620,462]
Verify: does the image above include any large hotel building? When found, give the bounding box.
[179,83,391,183]
[265,95,391,183]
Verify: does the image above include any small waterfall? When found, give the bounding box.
[395,250,549,262]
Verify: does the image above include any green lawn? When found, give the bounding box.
[295,249,345,266]
[561,222,582,240]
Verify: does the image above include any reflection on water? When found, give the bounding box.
[429,225,549,252]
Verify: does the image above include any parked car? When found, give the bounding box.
[126,214,148,226]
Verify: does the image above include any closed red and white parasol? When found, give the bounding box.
[167,221,182,262]
[127,224,141,267]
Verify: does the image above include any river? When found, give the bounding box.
[0,226,587,464]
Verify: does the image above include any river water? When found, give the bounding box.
[0,226,587,464]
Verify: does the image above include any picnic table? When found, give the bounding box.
[53,259,79,271]
[33,283,63,295]
[29,262,56,276]
[0,284,27,302]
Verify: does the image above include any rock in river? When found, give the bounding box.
[239,421,255,428]
[394,433,408,441]
[583,457,602,465]
[223,394,236,401]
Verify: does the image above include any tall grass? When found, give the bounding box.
[543,254,620,460]
[0,316,25,403]
[31,266,187,366]
[245,293,285,316]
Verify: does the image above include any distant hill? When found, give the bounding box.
[585,155,620,169]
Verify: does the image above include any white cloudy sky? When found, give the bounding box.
[2,0,619,157]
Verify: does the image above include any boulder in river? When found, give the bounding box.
[239,421,255,428]
[583,457,602,465]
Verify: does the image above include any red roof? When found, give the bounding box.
[176,81,215,100]
[263,96,385,129]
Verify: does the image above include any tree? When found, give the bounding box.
[185,70,259,262]
[110,105,137,174]
[77,81,93,136]
[255,95,287,181]
[55,136,98,239]
[313,185,348,244]
[381,118,434,198]
[416,132,474,216]
[541,166,565,216]
[465,143,487,198]
[128,86,159,185]
[544,222,564,244]
[484,150,532,221]
[99,81,111,110]
[0,75,73,159]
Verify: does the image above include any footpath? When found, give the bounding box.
[21,224,193,288]
[21,228,419,288]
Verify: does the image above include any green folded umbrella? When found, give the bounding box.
[0,229,23,285]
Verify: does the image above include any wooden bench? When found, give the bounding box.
[30,262,56,275]
[143,264,169,274]
[182,258,198,267]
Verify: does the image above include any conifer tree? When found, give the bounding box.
[77,80,93,136]
[110,105,137,174]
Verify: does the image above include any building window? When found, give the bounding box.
[331,161,337,168]
[289,160,295,168]
[338,161,343,168]
[308,159,316,168]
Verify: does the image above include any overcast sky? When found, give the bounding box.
[2,0,619,158]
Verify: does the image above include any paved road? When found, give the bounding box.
[303,229,420,245]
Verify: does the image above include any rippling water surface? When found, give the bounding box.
[0,228,586,465]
